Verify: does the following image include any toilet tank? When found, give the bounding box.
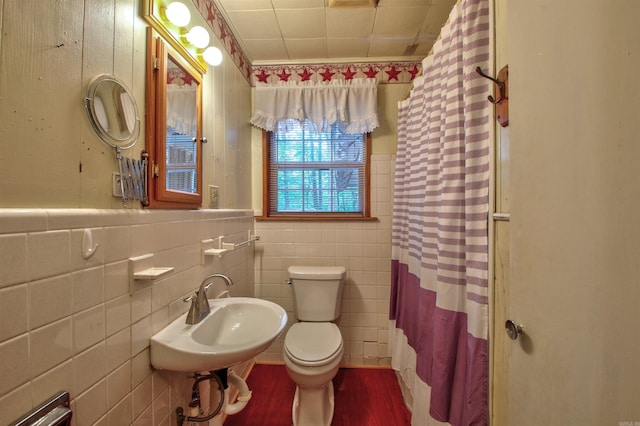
[288,266,346,322]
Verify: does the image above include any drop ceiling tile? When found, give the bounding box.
[284,38,328,59]
[326,8,375,38]
[214,0,456,64]
[368,37,415,57]
[271,0,325,8]
[328,0,376,7]
[275,8,326,38]
[327,38,371,58]
[372,6,429,36]
[242,38,289,61]
[377,0,433,6]
[226,10,282,39]
[217,0,273,11]
[412,40,437,58]
[419,1,457,34]
[413,32,439,45]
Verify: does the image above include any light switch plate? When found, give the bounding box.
[209,185,219,208]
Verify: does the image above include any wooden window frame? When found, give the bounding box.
[257,128,376,222]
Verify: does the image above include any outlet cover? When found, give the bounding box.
[113,173,123,197]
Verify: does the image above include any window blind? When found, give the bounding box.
[268,119,367,216]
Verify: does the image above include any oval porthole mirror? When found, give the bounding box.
[84,74,140,150]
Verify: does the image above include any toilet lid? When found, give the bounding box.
[285,323,342,364]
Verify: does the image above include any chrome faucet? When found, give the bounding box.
[185,273,234,325]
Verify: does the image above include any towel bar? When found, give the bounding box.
[10,391,72,426]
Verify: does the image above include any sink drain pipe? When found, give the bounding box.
[207,369,253,426]
[225,370,253,415]
[176,371,225,426]
[176,369,253,426]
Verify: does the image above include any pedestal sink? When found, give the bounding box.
[150,297,287,372]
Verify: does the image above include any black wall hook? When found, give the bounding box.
[476,66,506,104]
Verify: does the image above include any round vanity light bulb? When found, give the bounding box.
[186,26,210,49]
[203,46,223,66]
[165,2,191,27]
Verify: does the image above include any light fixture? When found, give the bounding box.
[165,2,191,27]
[150,1,222,68]
[203,46,223,66]
[186,26,210,49]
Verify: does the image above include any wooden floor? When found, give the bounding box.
[224,364,411,426]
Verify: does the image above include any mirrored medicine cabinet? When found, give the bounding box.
[143,0,216,208]
[145,28,204,208]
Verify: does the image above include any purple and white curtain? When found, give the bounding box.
[389,0,491,425]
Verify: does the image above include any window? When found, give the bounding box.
[261,119,372,220]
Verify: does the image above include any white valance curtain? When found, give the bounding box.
[250,79,379,134]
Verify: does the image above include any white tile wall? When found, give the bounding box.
[254,154,395,367]
[0,154,396,423]
[0,209,255,425]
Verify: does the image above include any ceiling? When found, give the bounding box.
[213,0,458,65]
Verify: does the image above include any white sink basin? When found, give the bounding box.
[150,297,287,372]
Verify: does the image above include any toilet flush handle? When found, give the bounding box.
[286,279,292,285]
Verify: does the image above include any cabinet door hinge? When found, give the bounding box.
[153,56,160,70]
[152,162,159,177]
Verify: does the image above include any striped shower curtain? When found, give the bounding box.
[389,0,490,425]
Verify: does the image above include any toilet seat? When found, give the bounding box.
[284,322,343,367]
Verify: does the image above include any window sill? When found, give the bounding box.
[255,216,379,222]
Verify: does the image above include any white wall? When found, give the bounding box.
[0,0,257,423]
[0,0,417,422]
[205,51,253,209]
[249,83,408,366]
[0,209,255,425]
[0,0,252,209]
[254,154,394,366]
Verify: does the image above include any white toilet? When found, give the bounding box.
[283,265,346,426]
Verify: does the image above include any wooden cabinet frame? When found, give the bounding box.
[145,28,203,208]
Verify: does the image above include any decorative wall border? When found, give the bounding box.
[251,62,421,85]
[192,0,421,86]
[192,0,252,80]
